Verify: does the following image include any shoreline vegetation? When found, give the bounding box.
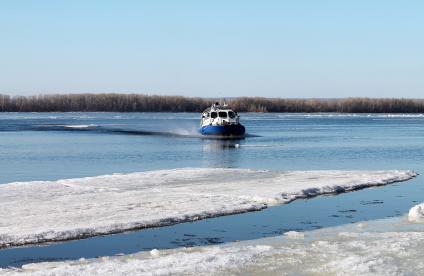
[1,94,424,113]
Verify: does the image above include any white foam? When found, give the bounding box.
[0,168,416,247]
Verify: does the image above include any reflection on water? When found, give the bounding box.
[201,139,244,167]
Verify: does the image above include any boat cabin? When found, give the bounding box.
[201,103,240,127]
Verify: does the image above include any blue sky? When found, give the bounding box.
[1,0,423,98]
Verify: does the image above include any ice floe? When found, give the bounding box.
[2,208,424,276]
[63,124,97,128]
[0,168,416,248]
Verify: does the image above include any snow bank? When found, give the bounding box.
[409,203,424,222]
[2,215,424,276]
[0,168,416,247]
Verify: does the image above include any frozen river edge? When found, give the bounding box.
[0,168,417,248]
[4,211,424,275]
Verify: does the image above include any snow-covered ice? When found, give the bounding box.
[2,204,424,276]
[0,168,416,247]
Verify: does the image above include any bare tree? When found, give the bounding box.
[1,94,424,113]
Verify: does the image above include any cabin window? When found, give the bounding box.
[218,111,227,118]
[210,112,217,118]
[228,111,235,119]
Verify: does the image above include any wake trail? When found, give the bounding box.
[0,123,259,139]
[32,124,255,139]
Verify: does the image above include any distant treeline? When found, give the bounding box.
[1,94,424,113]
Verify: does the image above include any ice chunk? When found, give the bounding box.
[408,202,424,222]
[0,168,416,247]
[150,249,160,257]
[284,231,304,239]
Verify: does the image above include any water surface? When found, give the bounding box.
[1,112,423,267]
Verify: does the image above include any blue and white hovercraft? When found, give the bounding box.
[199,102,245,137]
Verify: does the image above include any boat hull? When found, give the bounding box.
[200,124,245,136]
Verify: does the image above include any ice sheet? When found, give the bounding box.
[2,209,424,276]
[0,168,416,248]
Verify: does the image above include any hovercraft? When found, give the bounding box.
[199,102,245,137]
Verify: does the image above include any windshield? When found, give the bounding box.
[210,112,217,119]
[228,111,235,119]
[218,112,227,118]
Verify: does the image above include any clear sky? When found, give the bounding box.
[1,0,423,98]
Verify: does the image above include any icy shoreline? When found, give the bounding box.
[0,168,416,248]
[2,207,424,275]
